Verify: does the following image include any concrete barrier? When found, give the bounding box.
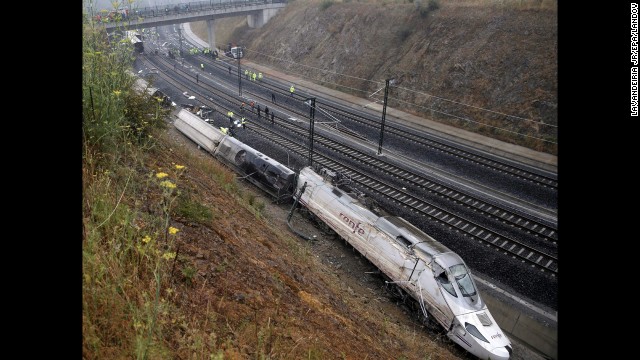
[483,291,557,359]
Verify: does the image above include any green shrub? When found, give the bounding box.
[320,0,335,11]
[398,28,412,42]
[418,0,439,17]
[174,196,213,224]
[182,265,197,286]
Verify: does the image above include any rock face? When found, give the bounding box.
[193,0,558,154]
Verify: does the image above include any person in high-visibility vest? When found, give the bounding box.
[240,117,247,129]
[200,63,204,70]
[258,72,263,81]
[220,127,229,135]
[244,69,249,79]
[290,85,295,96]
[252,72,257,81]
[227,110,234,123]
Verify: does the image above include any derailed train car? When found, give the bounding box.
[215,135,296,202]
[294,166,513,360]
[130,73,170,106]
[174,109,223,154]
[173,109,296,202]
[171,103,512,359]
[126,30,144,53]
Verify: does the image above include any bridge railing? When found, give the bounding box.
[92,0,287,23]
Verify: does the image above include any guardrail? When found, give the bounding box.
[90,0,287,23]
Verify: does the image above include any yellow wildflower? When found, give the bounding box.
[175,165,185,170]
[162,252,176,260]
[142,235,151,243]
[156,172,168,179]
[159,180,176,189]
[168,227,179,235]
[113,90,121,96]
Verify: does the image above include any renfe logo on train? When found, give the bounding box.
[339,212,365,236]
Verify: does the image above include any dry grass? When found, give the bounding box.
[83,121,464,358]
[444,0,557,10]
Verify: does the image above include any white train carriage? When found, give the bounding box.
[172,109,296,201]
[126,30,144,53]
[174,109,225,155]
[132,77,158,97]
[294,166,512,360]
[130,73,170,106]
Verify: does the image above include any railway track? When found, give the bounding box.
[317,102,558,189]
[187,51,558,193]
[137,36,559,277]
[229,116,559,277]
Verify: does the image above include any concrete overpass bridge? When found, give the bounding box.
[97,0,287,50]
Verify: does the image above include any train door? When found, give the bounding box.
[399,258,451,327]
[427,260,456,328]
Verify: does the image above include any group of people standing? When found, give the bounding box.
[209,64,302,137]
[244,69,263,82]
[222,110,247,137]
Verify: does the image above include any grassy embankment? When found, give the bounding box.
[83,11,247,359]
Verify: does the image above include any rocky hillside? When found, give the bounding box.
[192,0,557,154]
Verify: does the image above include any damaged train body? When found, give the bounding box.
[173,109,296,202]
[294,166,513,360]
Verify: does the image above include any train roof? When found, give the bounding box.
[175,108,221,136]
[375,216,460,264]
[132,77,159,97]
[222,137,295,175]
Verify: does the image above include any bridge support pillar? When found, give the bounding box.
[206,18,216,51]
[247,8,280,28]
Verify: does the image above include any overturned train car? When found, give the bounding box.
[173,109,296,202]
[294,166,513,360]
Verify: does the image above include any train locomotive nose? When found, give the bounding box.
[489,345,512,360]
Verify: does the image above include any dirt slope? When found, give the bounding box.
[192,0,557,154]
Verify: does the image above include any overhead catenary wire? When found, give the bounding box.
[375,93,558,144]
[247,48,381,85]
[246,53,555,143]
[177,32,556,145]
[391,84,556,127]
[244,46,555,129]
[171,23,557,149]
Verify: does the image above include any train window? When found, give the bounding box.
[273,176,285,189]
[450,264,477,297]
[465,323,489,343]
[396,235,411,248]
[233,150,247,165]
[436,270,457,297]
